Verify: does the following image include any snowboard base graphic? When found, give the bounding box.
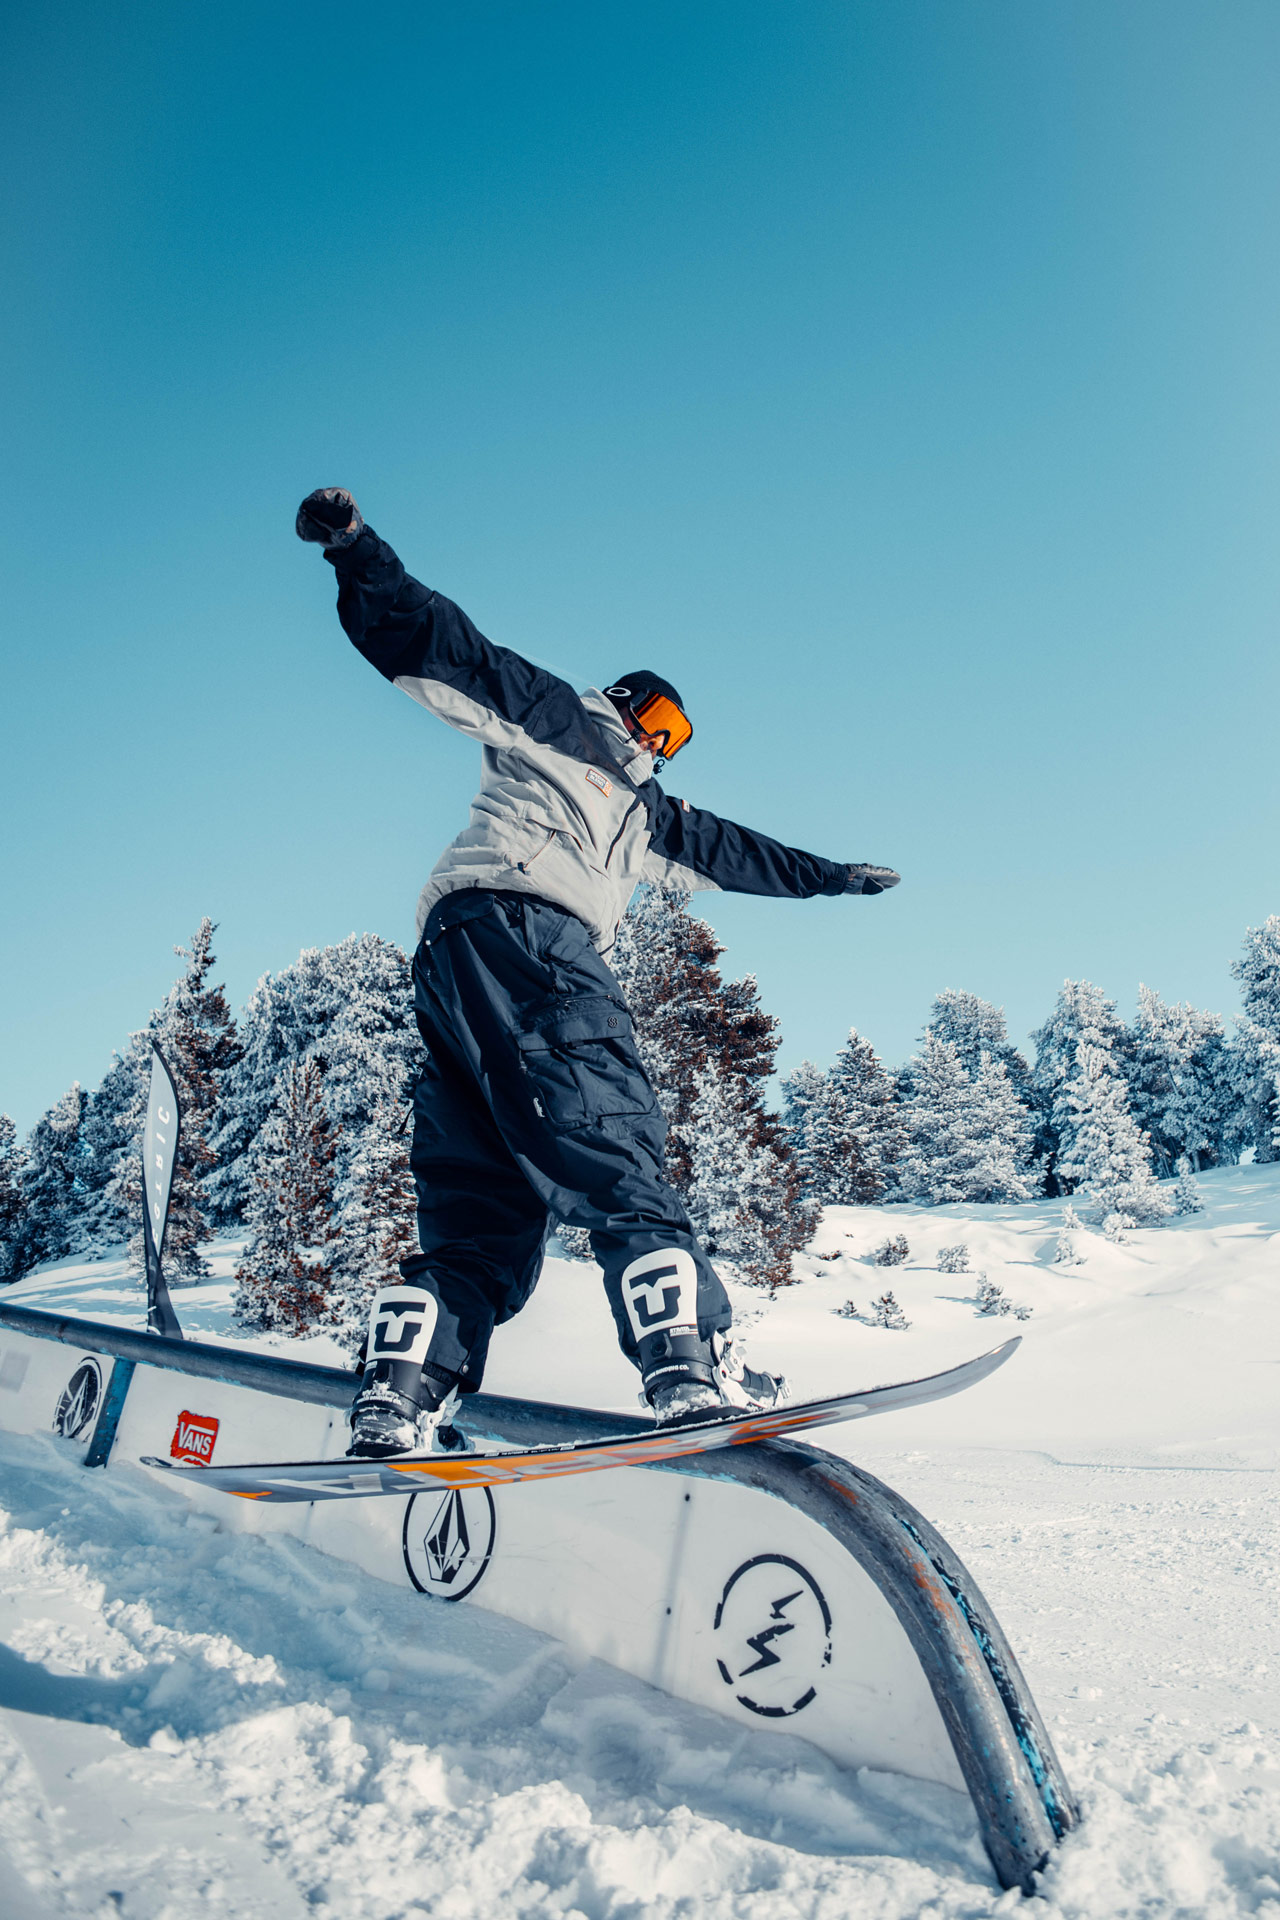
[141,1337,1019,1504]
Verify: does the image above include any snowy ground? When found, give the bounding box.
[4,1164,1280,1916]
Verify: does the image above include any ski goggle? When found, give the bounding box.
[608,687,694,761]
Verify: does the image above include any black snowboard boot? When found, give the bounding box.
[638,1326,789,1427]
[347,1283,467,1458]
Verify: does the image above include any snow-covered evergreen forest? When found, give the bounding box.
[2,900,1278,1324]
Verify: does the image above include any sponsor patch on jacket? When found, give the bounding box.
[171,1410,220,1462]
[586,768,613,796]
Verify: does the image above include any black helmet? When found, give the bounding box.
[604,672,693,763]
[606,670,686,711]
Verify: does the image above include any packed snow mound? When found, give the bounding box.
[0,1431,997,1918]
[5,1163,1280,1916]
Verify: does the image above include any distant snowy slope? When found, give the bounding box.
[14,1164,1280,1467]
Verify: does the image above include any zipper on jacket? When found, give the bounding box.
[604,797,642,870]
[517,827,557,874]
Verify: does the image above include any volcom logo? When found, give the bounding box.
[53,1358,102,1440]
[370,1289,437,1363]
[621,1248,698,1340]
[402,1486,496,1602]
[713,1553,832,1718]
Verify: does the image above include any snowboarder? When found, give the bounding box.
[296,487,901,1456]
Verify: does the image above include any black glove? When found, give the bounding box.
[844,863,901,895]
[296,487,365,549]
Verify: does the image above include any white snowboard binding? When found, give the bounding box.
[641,1328,789,1426]
[349,1381,469,1459]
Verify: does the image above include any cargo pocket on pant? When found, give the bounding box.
[516,996,658,1129]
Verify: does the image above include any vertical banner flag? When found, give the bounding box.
[141,1044,184,1339]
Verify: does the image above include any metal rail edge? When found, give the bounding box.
[0,1298,1076,1891]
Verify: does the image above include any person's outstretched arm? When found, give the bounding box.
[296,487,619,767]
[642,787,900,901]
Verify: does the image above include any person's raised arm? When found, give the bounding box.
[641,787,900,901]
[296,487,619,766]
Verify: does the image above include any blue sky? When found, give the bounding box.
[3,1,1278,1135]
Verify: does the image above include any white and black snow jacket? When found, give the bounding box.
[329,529,850,954]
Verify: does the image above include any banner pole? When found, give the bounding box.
[141,1043,184,1341]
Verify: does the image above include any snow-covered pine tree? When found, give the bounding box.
[611,885,812,1289]
[162,917,239,1260]
[610,885,728,1187]
[1053,1206,1084,1264]
[926,988,1047,1184]
[327,1102,419,1352]
[1172,1156,1205,1215]
[974,1274,1031,1319]
[783,1030,906,1205]
[676,1063,802,1288]
[108,919,240,1285]
[1228,917,1280,1163]
[208,933,420,1224]
[869,1290,910,1329]
[1031,981,1132,1195]
[1128,985,1235,1175]
[896,1035,970,1204]
[897,1034,1037,1205]
[968,1053,1040,1202]
[1055,1040,1169,1226]
[14,1039,166,1278]
[233,1059,338,1334]
[926,990,1033,1089]
[15,1084,85,1274]
[829,1030,909,1197]
[0,1114,28,1280]
[780,1059,827,1181]
[66,1040,149,1259]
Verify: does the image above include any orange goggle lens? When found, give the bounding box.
[630,690,693,759]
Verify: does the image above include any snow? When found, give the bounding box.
[5,1164,1280,1915]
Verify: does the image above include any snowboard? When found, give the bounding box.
[140,1336,1019,1504]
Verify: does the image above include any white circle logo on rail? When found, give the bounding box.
[53,1358,103,1440]
[402,1486,497,1602]
[713,1553,833,1717]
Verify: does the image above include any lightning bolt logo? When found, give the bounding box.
[738,1589,804,1675]
[713,1553,833,1718]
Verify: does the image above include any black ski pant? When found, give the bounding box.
[400,888,730,1392]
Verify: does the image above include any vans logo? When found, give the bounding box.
[171,1410,220,1463]
[586,768,613,796]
